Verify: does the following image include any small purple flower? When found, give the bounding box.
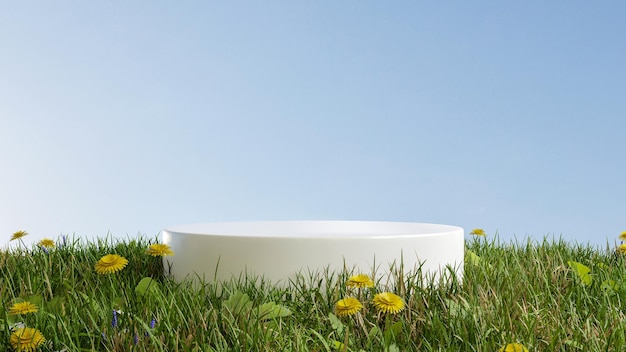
[134,334,139,345]
[62,235,67,248]
[146,317,157,336]
[40,246,49,254]
[111,310,118,328]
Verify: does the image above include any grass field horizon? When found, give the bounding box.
[2,231,626,351]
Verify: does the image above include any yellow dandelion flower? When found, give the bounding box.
[470,228,486,236]
[95,254,129,274]
[372,292,405,314]
[498,343,529,352]
[334,297,363,317]
[10,230,28,241]
[146,243,174,257]
[37,238,55,249]
[616,244,626,255]
[619,231,626,241]
[346,274,374,289]
[10,327,45,352]
[8,301,38,315]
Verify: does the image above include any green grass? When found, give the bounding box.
[2,234,626,351]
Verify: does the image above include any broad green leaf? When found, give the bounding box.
[465,249,482,266]
[368,326,382,341]
[567,261,592,286]
[563,339,583,349]
[255,302,292,321]
[328,313,344,334]
[445,297,470,318]
[388,343,401,352]
[135,277,162,298]
[223,291,252,317]
[24,294,44,305]
[45,295,66,315]
[601,279,618,292]
[384,321,403,344]
[389,321,403,336]
[113,296,125,308]
[594,262,608,269]
[331,340,346,351]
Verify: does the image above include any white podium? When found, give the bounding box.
[162,221,464,286]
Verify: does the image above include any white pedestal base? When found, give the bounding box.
[162,221,464,285]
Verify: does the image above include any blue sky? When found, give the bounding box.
[1,2,624,248]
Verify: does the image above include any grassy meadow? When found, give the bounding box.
[1,231,626,351]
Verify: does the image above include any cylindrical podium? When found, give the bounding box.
[162,221,464,286]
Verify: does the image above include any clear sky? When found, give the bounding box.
[1,2,624,249]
